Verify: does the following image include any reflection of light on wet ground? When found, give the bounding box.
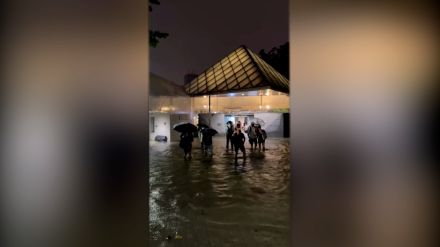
[149,137,290,246]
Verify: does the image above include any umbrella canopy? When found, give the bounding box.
[253,118,265,126]
[203,128,218,136]
[173,122,197,133]
[197,123,210,129]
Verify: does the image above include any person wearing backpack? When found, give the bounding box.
[246,122,258,150]
[256,125,267,151]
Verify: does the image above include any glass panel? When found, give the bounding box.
[223,62,231,70]
[189,83,198,91]
[239,78,251,88]
[237,73,247,82]
[224,70,234,79]
[208,82,216,91]
[233,64,243,72]
[217,74,225,80]
[235,69,245,78]
[249,71,259,81]
[238,52,247,60]
[254,76,264,85]
[214,69,222,77]
[228,80,238,89]
[223,66,233,75]
[244,63,254,71]
[206,73,214,81]
[241,58,251,66]
[217,82,228,91]
[230,57,239,65]
[236,48,245,56]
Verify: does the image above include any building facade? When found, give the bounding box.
[150,45,290,142]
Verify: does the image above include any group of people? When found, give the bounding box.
[226,120,267,162]
[179,120,267,162]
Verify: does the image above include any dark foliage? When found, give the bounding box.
[259,42,289,78]
[149,0,169,47]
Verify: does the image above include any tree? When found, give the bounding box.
[259,42,289,78]
[149,0,169,47]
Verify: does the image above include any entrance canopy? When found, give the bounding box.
[184,46,289,96]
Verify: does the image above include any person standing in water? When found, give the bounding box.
[235,120,242,131]
[246,122,258,150]
[232,128,246,163]
[179,131,194,160]
[256,125,267,151]
[202,129,213,157]
[226,121,234,151]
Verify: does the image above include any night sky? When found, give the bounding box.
[150,0,288,84]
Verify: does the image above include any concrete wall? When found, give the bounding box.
[198,113,226,134]
[170,114,191,142]
[149,113,170,141]
[149,95,191,113]
[254,112,284,137]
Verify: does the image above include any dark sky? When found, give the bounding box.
[150,0,288,84]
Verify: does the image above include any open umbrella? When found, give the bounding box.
[204,128,218,136]
[253,118,265,126]
[173,122,197,133]
[197,123,210,129]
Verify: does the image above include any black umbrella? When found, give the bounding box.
[204,128,218,136]
[197,123,210,129]
[173,122,197,133]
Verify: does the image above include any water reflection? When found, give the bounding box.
[149,137,290,246]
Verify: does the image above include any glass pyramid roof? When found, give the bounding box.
[184,46,289,96]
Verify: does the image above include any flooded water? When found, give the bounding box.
[149,136,290,246]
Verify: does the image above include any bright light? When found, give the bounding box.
[203,95,207,98]
[259,105,262,109]
[265,105,270,109]
[241,93,245,96]
[203,105,207,108]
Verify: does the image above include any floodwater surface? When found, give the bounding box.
[149,136,290,246]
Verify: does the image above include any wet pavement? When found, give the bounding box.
[149,136,290,246]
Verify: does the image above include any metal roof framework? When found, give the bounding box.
[184,46,289,96]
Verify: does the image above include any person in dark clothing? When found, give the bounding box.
[179,131,194,160]
[235,120,242,131]
[202,129,213,157]
[198,127,205,150]
[232,128,246,162]
[256,125,267,151]
[246,122,258,150]
[226,121,235,150]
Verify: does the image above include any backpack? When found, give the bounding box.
[262,130,267,140]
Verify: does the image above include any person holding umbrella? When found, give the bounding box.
[202,128,218,157]
[197,123,209,151]
[174,122,197,160]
